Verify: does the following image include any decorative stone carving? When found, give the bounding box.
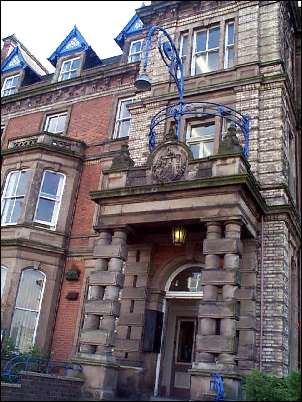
[110,144,134,171]
[151,144,188,183]
[218,124,243,155]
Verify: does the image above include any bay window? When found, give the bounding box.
[1,170,31,225]
[34,170,65,228]
[10,269,46,352]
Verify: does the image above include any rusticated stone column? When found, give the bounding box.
[190,220,242,401]
[73,228,128,400]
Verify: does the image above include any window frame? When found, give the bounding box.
[1,266,8,298]
[186,119,216,159]
[191,25,220,76]
[224,21,235,69]
[1,74,20,97]
[44,112,68,135]
[1,169,31,226]
[10,268,46,352]
[113,98,133,139]
[128,39,144,63]
[33,170,65,229]
[58,56,81,82]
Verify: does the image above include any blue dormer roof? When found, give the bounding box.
[1,47,26,73]
[115,14,144,49]
[48,25,90,66]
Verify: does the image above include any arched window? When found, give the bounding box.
[10,269,46,352]
[165,266,203,299]
[1,266,8,298]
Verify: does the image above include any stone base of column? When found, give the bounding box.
[72,354,119,400]
[189,368,242,401]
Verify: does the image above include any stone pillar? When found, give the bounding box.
[190,220,242,401]
[73,228,128,400]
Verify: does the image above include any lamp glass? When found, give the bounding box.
[172,226,187,246]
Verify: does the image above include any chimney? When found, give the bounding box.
[1,35,17,63]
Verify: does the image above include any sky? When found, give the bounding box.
[1,1,150,73]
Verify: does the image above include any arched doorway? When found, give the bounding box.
[154,263,203,399]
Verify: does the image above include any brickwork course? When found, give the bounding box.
[1,1,301,400]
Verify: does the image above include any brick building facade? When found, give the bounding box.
[1,1,301,400]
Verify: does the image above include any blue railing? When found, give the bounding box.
[1,354,82,384]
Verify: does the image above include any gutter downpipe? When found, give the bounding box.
[259,214,264,371]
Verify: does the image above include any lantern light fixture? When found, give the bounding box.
[172,226,187,246]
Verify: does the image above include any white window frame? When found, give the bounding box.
[1,169,31,226]
[186,121,216,159]
[1,74,20,97]
[224,21,235,69]
[44,112,67,134]
[1,266,8,298]
[33,170,65,228]
[10,269,46,352]
[128,39,144,63]
[113,98,133,139]
[191,26,220,76]
[58,57,81,82]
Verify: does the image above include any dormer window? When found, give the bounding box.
[58,57,81,81]
[128,40,143,63]
[1,74,20,97]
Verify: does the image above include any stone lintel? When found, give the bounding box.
[198,302,239,319]
[202,269,240,285]
[203,239,242,255]
[117,313,144,326]
[90,271,124,287]
[84,300,120,316]
[93,244,128,260]
[196,335,236,353]
[80,329,113,346]
[115,339,141,352]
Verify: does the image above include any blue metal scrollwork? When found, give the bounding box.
[140,25,250,160]
[210,372,225,401]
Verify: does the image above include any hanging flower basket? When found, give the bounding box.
[65,268,81,281]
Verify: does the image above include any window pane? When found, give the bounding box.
[208,27,220,49]
[41,171,61,196]
[10,198,23,224]
[131,41,142,53]
[177,321,194,363]
[196,31,207,52]
[15,270,45,311]
[190,123,215,138]
[202,141,214,157]
[69,70,77,79]
[35,198,55,223]
[56,115,67,133]
[1,199,14,224]
[46,117,56,133]
[117,119,130,138]
[10,309,38,352]
[16,171,31,196]
[208,51,219,71]
[170,268,202,292]
[5,172,19,197]
[71,58,80,69]
[195,54,208,74]
[62,61,71,72]
[189,144,200,159]
[180,34,189,57]
[227,23,235,45]
[227,47,234,68]
[120,101,131,119]
[61,72,70,81]
[129,54,141,63]
[1,267,7,297]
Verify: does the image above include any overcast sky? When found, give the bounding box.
[1,1,149,72]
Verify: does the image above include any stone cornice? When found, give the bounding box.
[1,238,66,255]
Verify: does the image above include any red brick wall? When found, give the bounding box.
[3,111,43,146]
[68,96,114,144]
[51,259,85,361]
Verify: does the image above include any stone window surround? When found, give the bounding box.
[1,163,69,232]
[175,13,238,77]
[1,69,25,98]
[40,105,72,137]
[52,51,86,84]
